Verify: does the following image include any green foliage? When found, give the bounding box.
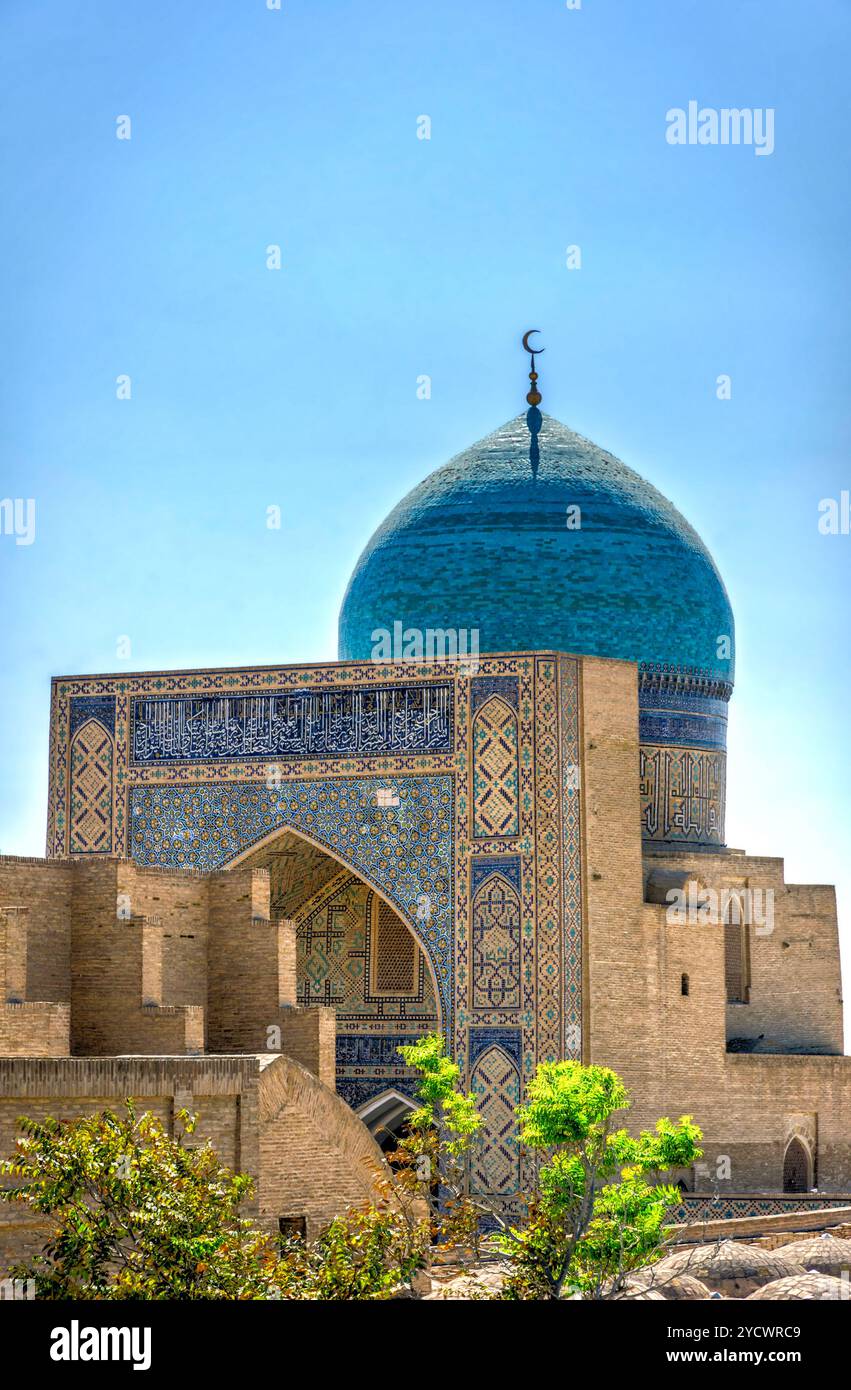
[396,1034,482,1154]
[276,1203,427,1300]
[393,1033,485,1249]
[0,1103,428,1302]
[572,1173,681,1292]
[502,1062,703,1299]
[0,1058,702,1301]
[0,1104,280,1299]
[391,1041,701,1292]
[517,1062,629,1149]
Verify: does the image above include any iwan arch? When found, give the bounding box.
[1,408,851,1266]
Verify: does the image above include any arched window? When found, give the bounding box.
[370,896,419,997]
[724,893,750,1004]
[783,1137,812,1193]
[357,1090,419,1153]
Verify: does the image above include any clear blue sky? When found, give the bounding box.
[1,0,849,1019]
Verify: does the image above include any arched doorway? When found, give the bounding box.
[229,827,441,1114]
[357,1089,419,1153]
[783,1137,812,1193]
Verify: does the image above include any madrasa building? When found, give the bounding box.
[1,345,850,1257]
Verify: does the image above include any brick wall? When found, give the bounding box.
[256,1053,389,1238]
[0,857,73,1002]
[0,1002,70,1057]
[645,846,844,1055]
[277,1006,336,1089]
[0,893,70,1055]
[0,1054,389,1274]
[119,862,210,1010]
[69,862,202,1056]
[208,867,274,1047]
[578,655,851,1194]
[0,856,340,1083]
[580,657,664,1129]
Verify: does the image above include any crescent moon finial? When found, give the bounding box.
[522,329,545,356]
[521,329,545,478]
[522,328,544,408]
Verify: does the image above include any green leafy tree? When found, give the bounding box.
[0,1103,427,1301]
[0,1104,283,1299]
[502,1062,702,1299]
[276,1200,427,1300]
[392,1038,701,1291]
[391,1033,486,1250]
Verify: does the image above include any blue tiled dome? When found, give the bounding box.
[338,413,734,683]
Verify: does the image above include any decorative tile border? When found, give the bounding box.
[47,655,585,1176]
[130,682,454,765]
[671,1193,851,1224]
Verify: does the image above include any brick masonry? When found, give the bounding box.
[0,650,849,1273]
[575,656,851,1195]
[0,1055,388,1269]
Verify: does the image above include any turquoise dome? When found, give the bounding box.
[338,413,734,682]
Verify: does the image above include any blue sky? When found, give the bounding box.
[1,0,849,1012]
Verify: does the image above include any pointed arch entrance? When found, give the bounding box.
[226,822,444,1025]
[228,825,442,1112]
[357,1089,419,1153]
[131,772,454,1030]
[783,1136,813,1194]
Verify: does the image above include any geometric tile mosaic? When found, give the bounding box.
[69,718,114,854]
[48,654,585,1192]
[69,694,116,740]
[471,862,522,1010]
[472,694,520,838]
[670,1193,851,1224]
[294,872,437,1023]
[129,772,454,1027]
[640,744,725,845]
[470,1043,521,1196]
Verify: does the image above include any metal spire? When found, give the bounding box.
[522,329,545,477]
